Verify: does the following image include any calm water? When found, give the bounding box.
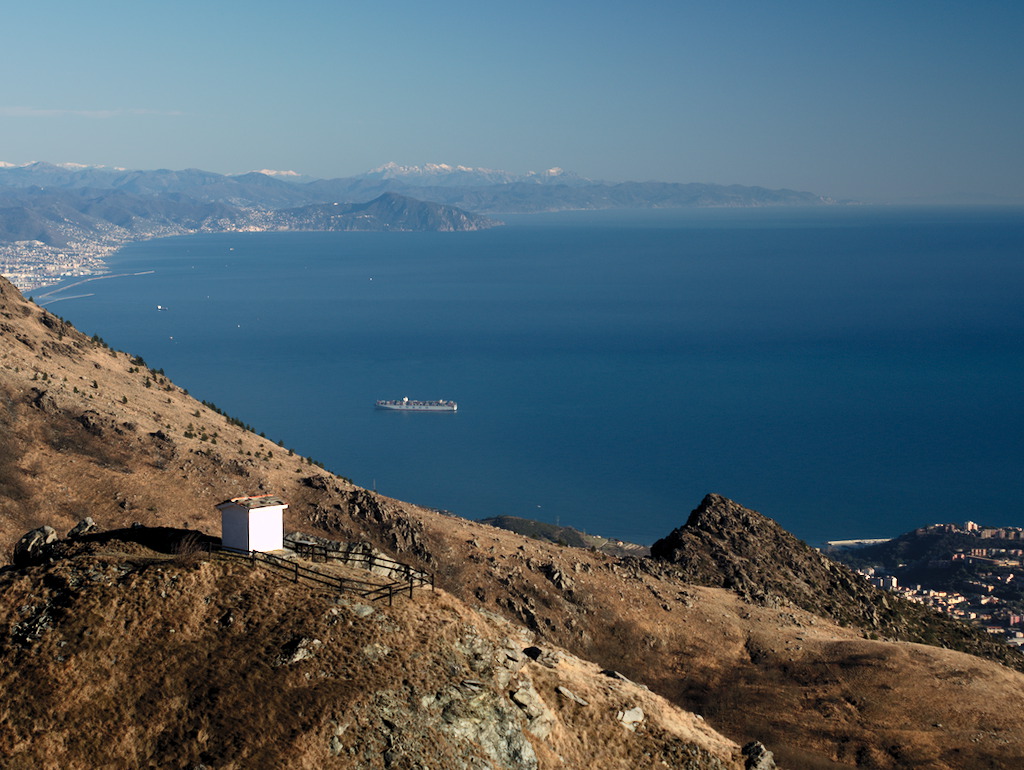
[39,207,1024,546]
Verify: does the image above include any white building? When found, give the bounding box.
[216,495,288,552]
[870,575,899,591]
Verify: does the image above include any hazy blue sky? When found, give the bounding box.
[2,1,1022,202]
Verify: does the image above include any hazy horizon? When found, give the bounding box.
[2,2,1022,204]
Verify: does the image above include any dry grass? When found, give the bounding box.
[0,540,743,769]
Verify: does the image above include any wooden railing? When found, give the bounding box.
[207,544,431,605]
[285,539,434,590]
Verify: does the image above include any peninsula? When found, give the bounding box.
[0,160,835,291]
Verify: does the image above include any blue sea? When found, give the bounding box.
[38,207,1024,546]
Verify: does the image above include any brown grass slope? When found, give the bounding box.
[3,274,1024,768]
[0,532,738,769]
[650,493,1024,671]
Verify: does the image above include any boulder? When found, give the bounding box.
[510,681,555,739]
[13,525,58,567]
[278,636,322,666]
[616,706,645,732]
[523,645,561,669]
[67,517,99,539]
[742,741,776,770]
[555,686,589,706]
[601,669,635,684]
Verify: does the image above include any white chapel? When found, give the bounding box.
[216,495,288,552]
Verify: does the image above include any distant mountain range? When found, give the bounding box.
[0,160,836,246]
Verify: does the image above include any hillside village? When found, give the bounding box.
[841,522,1024,650]
[3,271,1024,768]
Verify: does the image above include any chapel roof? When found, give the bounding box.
[216,495,287,510]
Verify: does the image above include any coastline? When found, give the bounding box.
[34,271,158,306]
[0,239,119,293]
[13,209,1024,548]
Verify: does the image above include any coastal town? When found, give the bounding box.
[0,240,114,293]
[839,521,1024,652]
[0,207,287,293]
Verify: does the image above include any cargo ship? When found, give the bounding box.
[375,397,457,412]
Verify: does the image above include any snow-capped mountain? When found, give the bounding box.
[356,162,592,187]
[244,169,305,178]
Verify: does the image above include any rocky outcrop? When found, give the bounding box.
[67,517,99,539]
[650,494,1024,668]
[742,741,776,770]
[509,679,556,739]
[299,477,434,566]
[12,524,57,566]
[650,494,852,609]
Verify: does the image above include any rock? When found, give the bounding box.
[299,475,331,491]
[616,706,645,731]
[278,637,322,665]
[27,388,56,413]
[428,684,539,769]
[67,517,99,539]
[328,736,343,756]
[600,669,635,684]
[362,643,390,662]
[350,603,375,618]
[328,720,348,756]
[742,740,776,770]
[493,644,528,688]
[75,410,105,435]
[497,645,528,671]
[555,686,589,706]
[509,681,555,739]
[523,645,561,669]
[12,525,58,567]
[542,562,573,590]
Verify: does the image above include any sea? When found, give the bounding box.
[35,206,1024,547]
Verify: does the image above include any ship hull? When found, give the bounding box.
[376,399,457,412]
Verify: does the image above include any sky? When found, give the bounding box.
[2,1,1023,202]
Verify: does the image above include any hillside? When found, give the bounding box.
[3,273,1024,768]
[0,161,835,219]
[273,193,499,232]
[478,515,649,557]
[0,187,496,249]
[650,494,1024,670]
[0,529,737,769]
[321,179,832,214]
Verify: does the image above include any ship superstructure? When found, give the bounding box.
[375,397,457,412]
